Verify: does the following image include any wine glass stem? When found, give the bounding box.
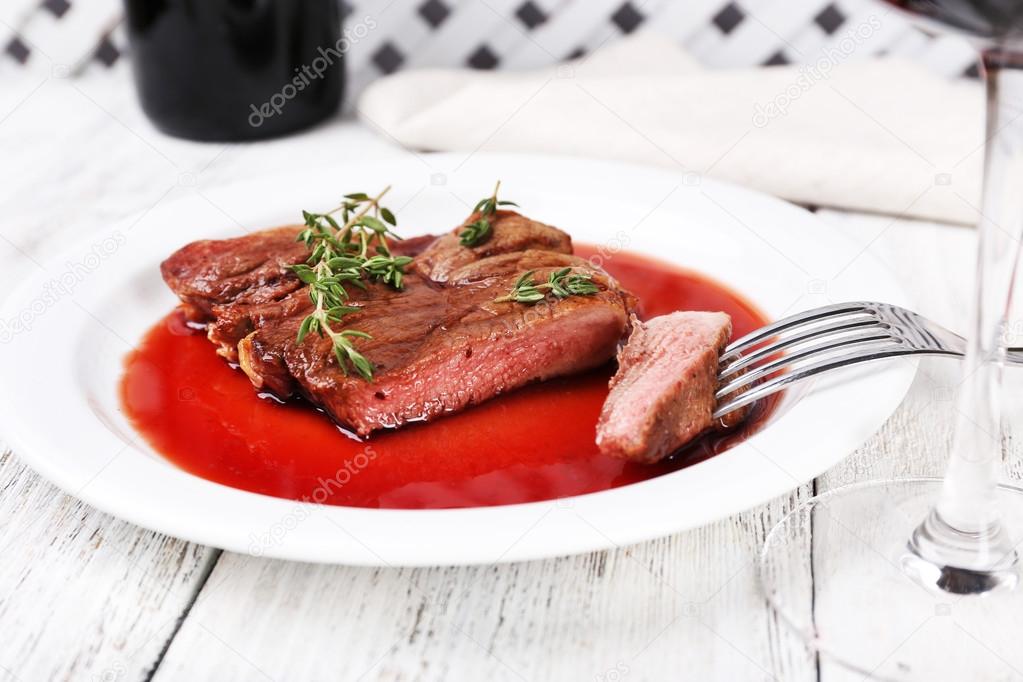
[912,49,1023,576]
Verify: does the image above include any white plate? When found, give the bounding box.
[0,154,914,566]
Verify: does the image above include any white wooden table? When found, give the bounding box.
[2,63,1015,682]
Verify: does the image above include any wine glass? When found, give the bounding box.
[759,2,1023,679]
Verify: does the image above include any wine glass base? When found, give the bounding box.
[760,478,1023,681]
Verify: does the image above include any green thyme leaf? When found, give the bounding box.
[459,219,491,247]
[460,180,516,248]
[291,185,413,381]
[494,268,600,305]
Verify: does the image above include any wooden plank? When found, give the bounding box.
[153,493,816,682]
[0,448,221,682]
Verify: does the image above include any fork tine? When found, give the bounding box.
[721,302,870,360]
[719,316,885,379]
[713,346,915,420]
[716,333,900,399]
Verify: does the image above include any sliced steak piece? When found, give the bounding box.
[444,249,591,285]
[164,229,434,360]
[596,311,748,464]
[161,227,435,323]
[414,210,572,283]
[238,254,634,436]
[160,226,309,322]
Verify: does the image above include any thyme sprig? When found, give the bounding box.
[494,267,601,304]
[459,180,519,247]
[289,186,409,380]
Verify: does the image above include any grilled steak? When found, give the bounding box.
[596,311,747,463]
[162,212,636,436]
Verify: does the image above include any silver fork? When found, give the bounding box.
[713,301,1023,420]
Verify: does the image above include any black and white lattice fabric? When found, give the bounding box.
[2,0,979,90]
[1,0,121,76]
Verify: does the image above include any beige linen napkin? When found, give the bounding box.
[358,33,984,225]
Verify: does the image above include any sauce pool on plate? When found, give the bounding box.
[120,245,773,509]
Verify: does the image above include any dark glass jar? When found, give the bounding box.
[124,0,343,141]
